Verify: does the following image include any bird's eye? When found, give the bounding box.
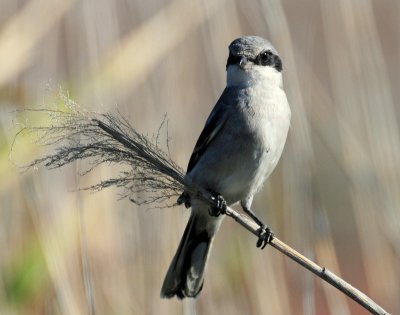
[255,50,283,71]
[260,51,271,64]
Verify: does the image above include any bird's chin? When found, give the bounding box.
[239,65,252,71]
[227,67,254,87]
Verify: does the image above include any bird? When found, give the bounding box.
[160,36,291,299]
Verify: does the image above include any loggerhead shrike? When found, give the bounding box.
[161,36,291,299]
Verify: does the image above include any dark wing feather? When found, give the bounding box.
[187,100,228,173]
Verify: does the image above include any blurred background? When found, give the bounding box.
[1,0,399,314]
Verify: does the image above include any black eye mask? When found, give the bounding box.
[226,50,282,72]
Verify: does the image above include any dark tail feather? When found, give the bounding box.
[161,214,213,299]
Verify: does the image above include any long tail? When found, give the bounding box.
[161,213,217,298]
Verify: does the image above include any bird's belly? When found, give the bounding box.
[216,141,279,203]
[188,127,285,204]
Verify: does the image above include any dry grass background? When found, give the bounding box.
[1,0,399,314]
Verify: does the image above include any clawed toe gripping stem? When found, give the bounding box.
[177,191,191,208]
[208,190,227,217]
[256,225,274,249]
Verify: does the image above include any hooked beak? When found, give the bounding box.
[239,56,249,69]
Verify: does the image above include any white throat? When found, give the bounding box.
[226,65,283,89]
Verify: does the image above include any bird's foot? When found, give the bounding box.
[177,191,191,208]
[208,190,227,217]
[256,225,274,249]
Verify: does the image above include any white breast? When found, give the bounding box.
[235,82,291,198]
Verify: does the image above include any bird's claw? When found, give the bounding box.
[256,225,274,249]
[208,191,227,217]
[177,192,191,208]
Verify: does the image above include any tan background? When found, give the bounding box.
[1,0,399,314]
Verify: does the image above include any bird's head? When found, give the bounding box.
[226,36,283,88]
